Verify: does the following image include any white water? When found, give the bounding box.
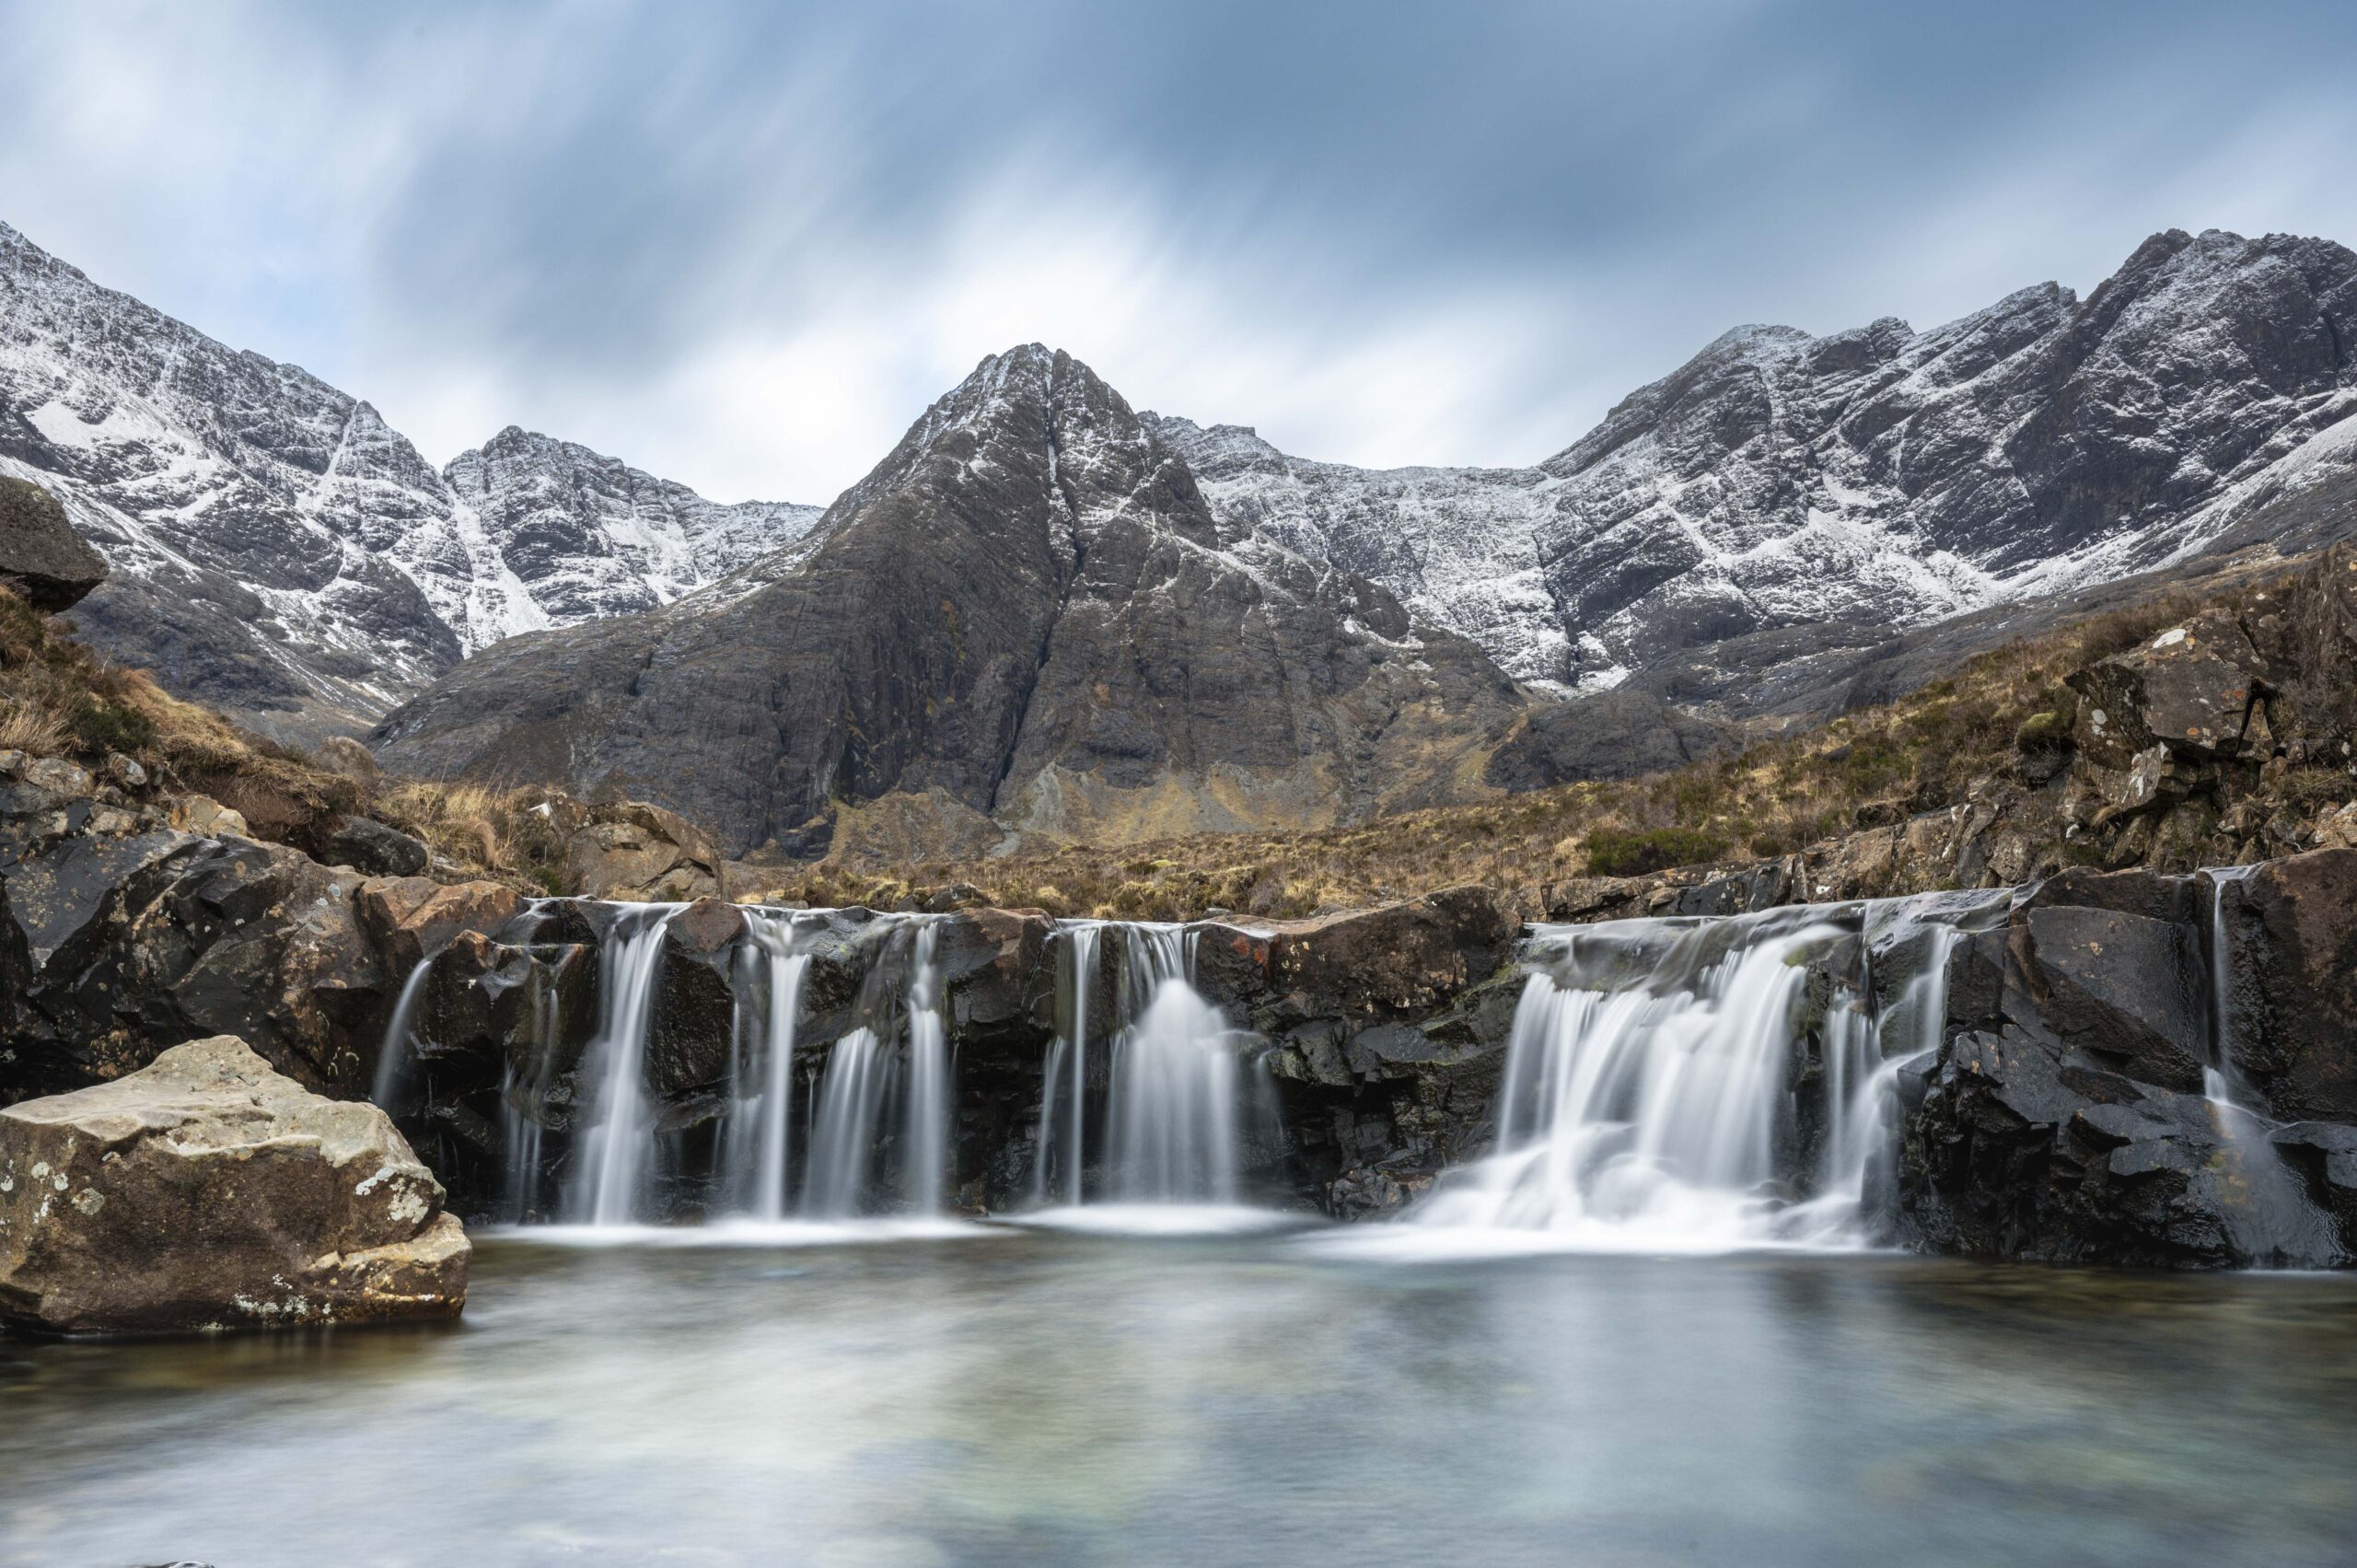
[803,1027,892,1219]
[1405,896,1992,1255]
[568,904,685,1226]
[794,917,953,1220]
[2199,865,2341,1265]
[902,923,951,1216]
[1028,923,1271,1224]
[1033,923,1100,1206]
[370,957,437,1113]
[723,909,810,1223]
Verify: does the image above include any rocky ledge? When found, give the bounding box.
[6,742,2356,1271]
[0,1035,467,1335]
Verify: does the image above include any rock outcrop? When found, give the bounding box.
[0,1036,467,1335]
[1899,865,2351,1267]
[0,475,106,611]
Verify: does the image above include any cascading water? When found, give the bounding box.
[567,904,685,1226]
[1032,923,1101,1206]
[1412,893,2000,1252]
[795,917,953,1221]
[370,957,437,1115]
[2200,865,2340,1265]
[1030,922,1274,1222]
[719,908,811,1223]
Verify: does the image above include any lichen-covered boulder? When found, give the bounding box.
[2066,609,2270,770]
[0,1036,469,1335]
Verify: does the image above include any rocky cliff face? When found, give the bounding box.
[1157,228,2357,703]
[0,222,812,741]
[374,346,1526,856]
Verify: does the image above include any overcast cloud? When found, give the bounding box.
[5,0,2355,503]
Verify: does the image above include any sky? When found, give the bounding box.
[5,0,2356,505]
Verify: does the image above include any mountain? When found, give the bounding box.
[373,345,1527,856]
[1154,228,2357,701]
[0,221,815,740]
[440,427,820,622]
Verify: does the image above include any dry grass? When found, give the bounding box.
[373,779,576,892]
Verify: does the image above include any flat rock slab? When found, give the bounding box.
[0,1035,468,1336]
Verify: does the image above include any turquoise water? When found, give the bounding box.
[5,1231,2355,1566]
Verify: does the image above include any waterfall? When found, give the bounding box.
[795,917,952,1220]
[803,1028,891,1218]
[370,957,437,1113]
[2200,865,2340,1265]
[720,909,811,1223]
[1033,923,1101,1205]
[901,922,951,1215]
[567,904,685,1226]
[1032,923,1271,1217]
[1414,895,1993,1251]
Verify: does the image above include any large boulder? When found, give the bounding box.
[0,1036,468,1335]
[2066,609,2270,770]
[563,801,720,901]
[320,816,429,878]
[0,475,107,612]
[0,796,393,1102]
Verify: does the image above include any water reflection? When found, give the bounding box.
[3,1238,2353,1566]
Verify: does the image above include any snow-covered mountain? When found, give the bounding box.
[441,427,820,622]
[1156,228,2357,696]
[377,345,1526,855]
[0,220,815,739]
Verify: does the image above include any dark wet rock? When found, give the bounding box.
[1900,1026,2342,1268]
[0,1036,468,1336]
[2012,905,2208,1093]
[0,476,107,611]
[0,815,392,1104]
[2213,848,2357,1121]
[320,817,429,878]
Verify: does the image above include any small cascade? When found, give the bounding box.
[2200,865,2340,1265]
[900,921,951,1216]
[794,917,953,1220]
[803,1028,891,1218]
[719,909,811,1222]
[567,903,685,1225]
[370,958,438,1114]
[1032,922,1272,1215]
[1033,923,1101,1205]
[1415,895,1995,1251]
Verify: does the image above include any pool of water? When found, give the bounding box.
[5,1230,2355,1566]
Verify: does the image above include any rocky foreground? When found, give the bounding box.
[0,1035,467,1335]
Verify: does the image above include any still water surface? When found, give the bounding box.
[5,1230,2355,1566]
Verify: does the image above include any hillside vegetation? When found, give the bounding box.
[749,554,2357,921]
